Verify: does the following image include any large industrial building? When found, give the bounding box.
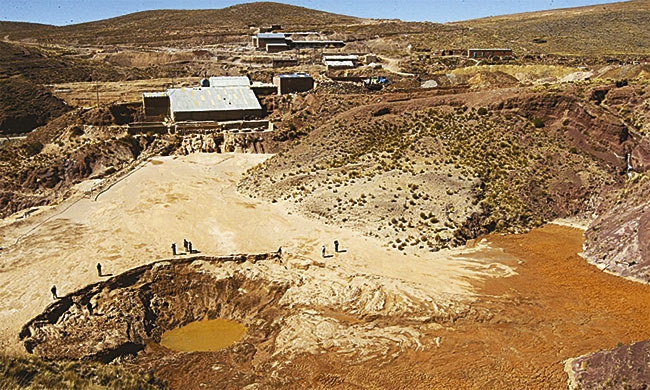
[167,86,262,122]
[142,76,264,122]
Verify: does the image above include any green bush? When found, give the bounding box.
[477,107,488,116]
[532,117,545,128]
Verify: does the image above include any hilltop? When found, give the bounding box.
[0,2,363,46]
[448,0,650,55]
[1,1,648,55]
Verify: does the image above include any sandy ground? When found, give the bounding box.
[0,153,514,355]
[277,225,650,389]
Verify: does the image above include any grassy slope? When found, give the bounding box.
[451,0,650,55]
[0,353,166,389]
[2,1,649,55]
[241,86,629,251]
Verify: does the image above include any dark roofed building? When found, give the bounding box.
[273,74,314,95]
[467,49,513,58]
[253,33,287,49]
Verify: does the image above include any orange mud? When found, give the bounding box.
[160,318,246,353]
[276,224,650,389]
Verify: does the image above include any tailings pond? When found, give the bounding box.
[160,318,246,352]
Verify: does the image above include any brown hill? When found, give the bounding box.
[2,1,649,55]
[451,0,650,55]
[1,2,363,47]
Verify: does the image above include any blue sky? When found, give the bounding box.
[2,0,619,26]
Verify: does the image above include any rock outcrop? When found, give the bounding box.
[565,340,650,390]
[583,174,650,283]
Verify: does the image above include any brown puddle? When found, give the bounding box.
[160,318,246,352]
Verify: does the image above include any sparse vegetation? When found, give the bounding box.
[0,354,166,389]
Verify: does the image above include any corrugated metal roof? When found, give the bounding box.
[325,60,355,68]
[257,33,286,39]
[168,87,261,113]
[277,74,312,78]
[143,92,168,98]
[208,76,251,87]
[323,55,358,61]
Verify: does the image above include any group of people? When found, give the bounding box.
[322,240,345,258]
[172,238,195,256]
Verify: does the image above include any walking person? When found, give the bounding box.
[172,243,177,256]
[183,239,188,252]
[51,285,58,300]
[96,263,102,277]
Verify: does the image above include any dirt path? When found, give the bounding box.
[379,55,416,77]
[277,225,650,389]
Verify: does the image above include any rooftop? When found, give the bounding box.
[208,76,251,87]
[325,60,355,67]
[168,87,261,113]
[276,74,312,78]
[323,55,358,61]
[257,33,286,39]
[143,92,168,98]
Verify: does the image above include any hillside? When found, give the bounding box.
[240,83,650,253]
[451,0,650,55]
[0,2,363,47]
[2,1,649,56]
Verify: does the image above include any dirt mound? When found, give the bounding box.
[0,77,70,135]
[565,340,650,390]
[241,86,633,253]
[467,70,520,89]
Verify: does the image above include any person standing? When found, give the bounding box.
[183,239,189,252]
[322,245,326,258]
[172,243,177,256]
[51,285,58,300]
[96,263,102,277]
[188,241,193,254]
[334,240,340,253]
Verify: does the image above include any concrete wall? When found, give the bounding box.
[143,96,170,120]
[273,76,314,95]
[172,108,263,122]
[273,58,298,68]
[257,37,287,49]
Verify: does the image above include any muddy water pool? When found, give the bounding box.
[160,318,246,352]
